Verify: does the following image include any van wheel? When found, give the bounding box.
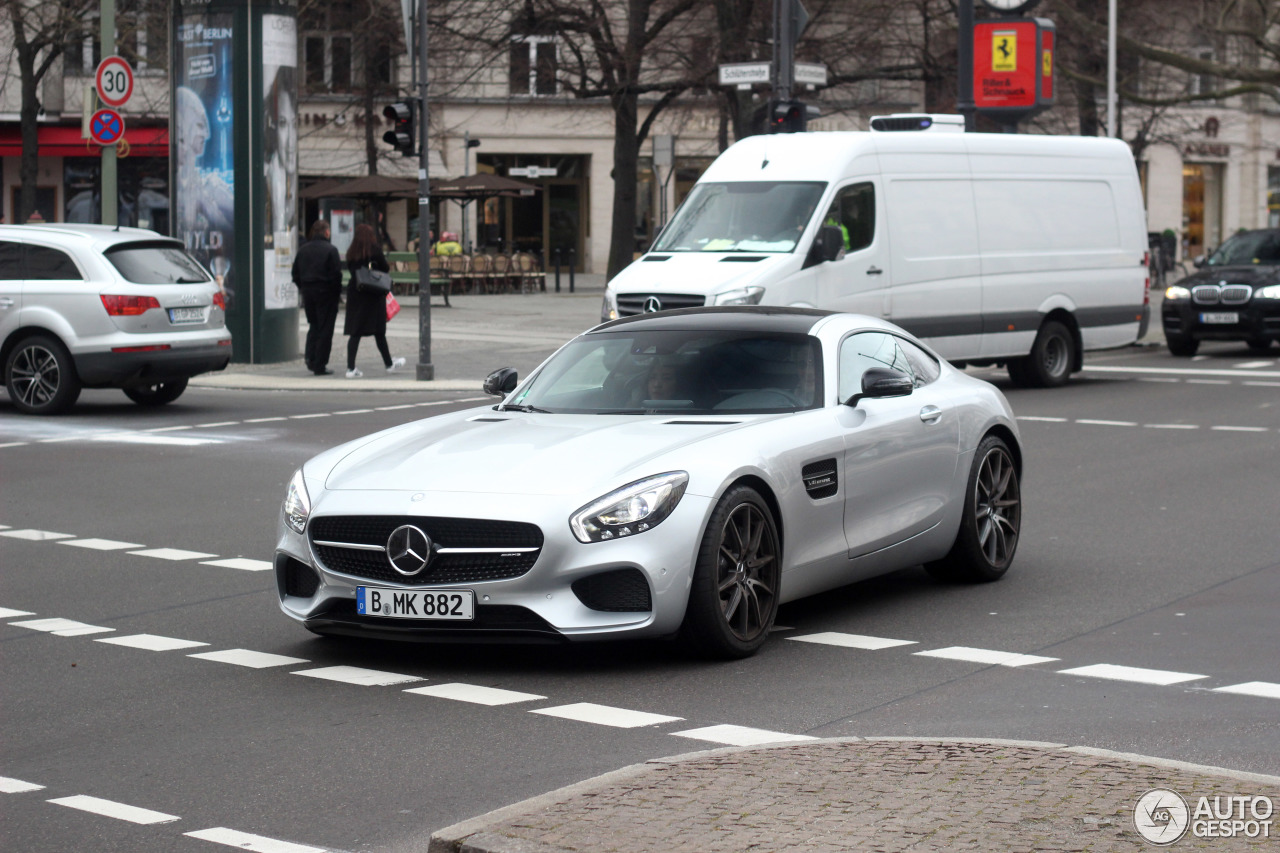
[1166,335,1199,357]
[123,378,189,406]
[5,334,82,415]
[926,435,1021,583]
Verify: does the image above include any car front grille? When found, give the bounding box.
[1192,284,1253,306]
[309,515,543,586]
[616,292,706,316]
[1192,285,1219,305]
[1220,285,1252,305]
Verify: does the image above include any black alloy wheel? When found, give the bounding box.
[682,485,781,659]
[5,334,82,415]
[123,378,189,406]
[1008,320,1074,388]
[926,435,1021,583]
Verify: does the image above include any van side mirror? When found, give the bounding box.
[483,367,519,396]
[843,367,914,407]
[803,225,845,269]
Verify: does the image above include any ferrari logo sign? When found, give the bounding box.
[992,30,1017,72]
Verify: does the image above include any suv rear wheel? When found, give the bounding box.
[123,378,189,406]
[5,334,82,415]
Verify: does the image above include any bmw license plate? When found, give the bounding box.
[357,586,475,620]
[1200,312,1239,324]
[169,307,204,324]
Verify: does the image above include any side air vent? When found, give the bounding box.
[572,568,652,612]
[643,255,671,262]
[720,256,766,263]
[802,459,838,499]
[278,555,320,598]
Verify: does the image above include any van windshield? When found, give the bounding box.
[652,182,827,253]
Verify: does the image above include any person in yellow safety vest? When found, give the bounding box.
[825,215,850,250]
[434,232,462,256]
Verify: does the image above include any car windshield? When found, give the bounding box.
[508,328,823,415]
[1206,230,1280,266]
[105,241,213,284]
[651,182,827,253]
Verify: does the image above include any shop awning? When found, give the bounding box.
[0,124,169,158]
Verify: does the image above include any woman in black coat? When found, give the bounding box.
[343,223,405,377]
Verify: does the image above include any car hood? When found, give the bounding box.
[1176,264,1279,288]
[322,408,755,496]
[610,252,791,297]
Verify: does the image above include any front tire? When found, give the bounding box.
[1166,334,1199,357]
[1008,320,1074,388]
[123,378,189,406]
[1246,337,1273,353]
[926,435,1021,583]
[5,334,82,415]
[681,485,781,659]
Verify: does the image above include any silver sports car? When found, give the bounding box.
[275,307,1022,658]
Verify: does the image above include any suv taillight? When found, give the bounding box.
[101,294,161,316]
[212,291,226,311]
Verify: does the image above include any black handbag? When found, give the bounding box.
[355,266,392,294]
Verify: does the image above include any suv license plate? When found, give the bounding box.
[357,587,475,620]
[169,307,204,324]
[1200,312,1239,324]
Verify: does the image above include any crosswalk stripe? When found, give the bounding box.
[59,538,145,551]
[48,794,179,824]
[185,827,326,853]
[10,618,112,636]
[405,683,545,706]
[97,634,209,651]
[0,776,45,793]
[0,529,74,541]
[292,666,422,687]
[129,547,219,561]
[189,649,309,669]
[1213,682,1280,699]
[671,724,816,746]
[530,703,682,728]
[0,607,36,618]
[787,632,917,650]
[914,647,1058,667]
[200,558,272,572]
[1058,663,1206,686]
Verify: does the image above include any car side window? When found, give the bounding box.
[24,245,83,280]
[0,241,21,280]
[821,182,875,255]
[896,336,940,386]
[838,331,914,401]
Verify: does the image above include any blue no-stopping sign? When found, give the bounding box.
[90,109,125,146]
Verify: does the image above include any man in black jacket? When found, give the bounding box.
[292,219,343,375]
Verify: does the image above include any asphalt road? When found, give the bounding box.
[1,336,1277,852]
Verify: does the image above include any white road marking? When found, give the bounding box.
[1,529,74,541]
[129,547,219,561]
[0,607,36,618]
[48,794,179,824]
[1083,364,1280,378]
[1210,425,1269,432]
[914,646,1059,667]
[289,413,330,419]
[530,703,683,728]
[1233,361,1274,369]
[1143,423,1199,430]
[404,683,545,706]
[1245,381,1280,387]
[0,442,29,448]
[0,776,44,793]
[189,649,309,669]
[97,634,209,651]
[375,404,416,411]
[91,433,223,446]
[1187,379,1230,385]
[1058,663,1206,686]
[146,425,193,432]
[195,421,239,428]
[245,417,286,423]
[185,827,326,853]
[1213,682,1280,699]
[10,618,112,636]
[334,409,373,415]
[671,724,817,747]
[1076,419,1137,427]
[1015,416,1068,423]
[200,557,272,572]
[787,632,917,650]
[1137,377,1180,383]
[59,538,145,551]
[292,666,422,687]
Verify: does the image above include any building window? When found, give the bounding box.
[1189,47,1216,97]
[1268,166,1280,228]
[304,34,354,93]
[66,0,168,76]
[510,37,558,96]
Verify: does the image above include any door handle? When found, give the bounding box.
[0,297,14,309]
[919,405,942,424]
[866,266,883,275]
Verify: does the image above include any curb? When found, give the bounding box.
[188,374,481,392]
[425,737,1280,853]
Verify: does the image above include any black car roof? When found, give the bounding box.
[591,306,833,335]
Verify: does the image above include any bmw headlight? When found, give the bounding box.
[714,286,765,306]
[283,469,311,534]
[1257,285,1280,299]
[1164,285,1191,300]
[570,472,689,543]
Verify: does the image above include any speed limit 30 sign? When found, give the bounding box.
[95,55,134,109]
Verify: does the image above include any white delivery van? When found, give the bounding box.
[602,119,1149,387]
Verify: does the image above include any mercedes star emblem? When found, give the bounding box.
[643,295,663,313]
[387,525,432,576]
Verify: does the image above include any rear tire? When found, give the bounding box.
[926,435,1021,584]
[680,485,781,659]
[1166,334,1199,357]
[1021,320,1074,388]
[123,378,189,406]
[5,334,82,415]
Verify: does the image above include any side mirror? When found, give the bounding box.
[844,367,913,407]
[803,225,845,269]
[483,367,519,396]
[1193,254,1207,268]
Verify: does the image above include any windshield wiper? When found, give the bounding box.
[496,403,552,413]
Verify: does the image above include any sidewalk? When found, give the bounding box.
[191,275,607,393]
[424,738,1280,853]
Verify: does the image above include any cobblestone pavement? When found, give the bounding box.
[425,739,1280,853]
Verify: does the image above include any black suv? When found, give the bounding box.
[1161,228,1280,357]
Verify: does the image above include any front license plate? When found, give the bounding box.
[357,587,475,620]
[1200,312,1239,324]
[169,306,204,324]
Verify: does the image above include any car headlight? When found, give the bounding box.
[1164,285,1191,300]
[283,469,311,534]
[601,295,617,322]
[569,472,689,543]
[714,286,765,306]
[1256,285,1280,299]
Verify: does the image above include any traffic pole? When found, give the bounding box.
[100,0,117,225]
[415,0,434,380]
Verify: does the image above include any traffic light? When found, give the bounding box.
[771,100,807,133]
[382,100,417,157]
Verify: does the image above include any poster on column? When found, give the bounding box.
[263,13,298,309]
[174,13,236,309]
